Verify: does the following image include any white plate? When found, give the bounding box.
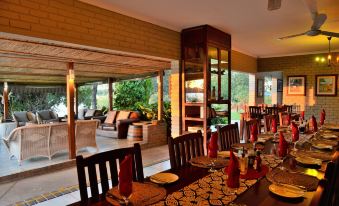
[312,143,333,150]
[150,173,179,184]
[269,184,305,198]
[295,157,322,166]
[321,134,337,139]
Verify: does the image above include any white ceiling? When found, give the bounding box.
[80,0,339,57]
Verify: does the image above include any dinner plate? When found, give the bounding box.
[295,156,322,166]
[312,143,333,150]
[327,126,339,130]
[217,151,235,158]
[150,173,179,184]
[269,184,305,198]
[321,134,337,139]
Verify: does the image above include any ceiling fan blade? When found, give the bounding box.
[320,30,339,38]
[311,13,327,30]
[268,0,281,11]
[303,0,318,20]
[278,32,307,40]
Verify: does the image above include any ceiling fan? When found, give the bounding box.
[268,0,339,39]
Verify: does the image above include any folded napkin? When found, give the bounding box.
[320,109,326,125]
[300,111,305,120]
[250,123,258,143]
[208,132,218,158]
[311,115,318,132]
[291,122,299,142]
[119,155,133,198]
[226,150,240,188]
[278,131,288,157]
[271,118,277,133]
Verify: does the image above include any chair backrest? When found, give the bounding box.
[285,105,293,113]
[324,157,339,206]
[263,115,276,133]
[76,143,144,202]
[310,179,329,206]
[279,112,291,126]
[218,123,240,151]
[75,120,98,150]
[249,106,261,119]
[243,118,261,142]
[168,131,204,169]
[266,107,278,115]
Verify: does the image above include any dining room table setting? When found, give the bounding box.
[71,115,338,206]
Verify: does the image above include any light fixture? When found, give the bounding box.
[314,36,338,67]
[69,69,75,80]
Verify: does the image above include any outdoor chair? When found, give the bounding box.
[217,123,240,151]
[12,111,36,127]
[76,143,144,203]
[242,118,261,142]
[36,110,59,124]
[168,131,204,169]
[75,120,99,153]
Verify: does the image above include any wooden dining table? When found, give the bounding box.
[69,131,337,206]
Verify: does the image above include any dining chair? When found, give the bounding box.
[217,123,240,151]
[242,118,261,142]
[266,106,278,115]
[279,112,291,126]
[285,105,293,113]
[249,106,262,119]
[168,131,204,169]
[263,115,276,133]
[76,143,144,202]
[323,157,339,206]
[310,179,329,206]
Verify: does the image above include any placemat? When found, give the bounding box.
[153,155,281,206]
[232,143,265,151]
[266,168,319,191]
[190,156,229,169]
[311,139,338,146]
[290,150,332,161]
[106,182,166,206]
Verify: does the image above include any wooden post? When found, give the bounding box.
[75,83,79,116]
[3,82,9,120]
[108,78,113,111]
[67,62,76,159]
[158,71,164,120]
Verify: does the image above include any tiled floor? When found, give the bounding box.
[0,132,169,206]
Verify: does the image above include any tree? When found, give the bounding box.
[91,83,98,109]
[78,85,92,108]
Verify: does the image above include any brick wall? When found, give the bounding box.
[232,50,257,73]
[0,0,180,59]
[258,52,339,123]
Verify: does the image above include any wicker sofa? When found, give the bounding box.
[2,120,98,165]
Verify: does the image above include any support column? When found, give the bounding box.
[3,82,9,120]
[157,71,164,120]
[75,83,79,115]
[108,78,113,111]
[67,62,76,159]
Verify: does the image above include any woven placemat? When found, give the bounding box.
[266,168,319,191]
[190,156,229,169]
[106,182,166,206]
[311,139,338,146]
[290,150,332,161]
[231,143,265,151]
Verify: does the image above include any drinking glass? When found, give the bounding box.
[209,158,217,173]
[119,185,132,205]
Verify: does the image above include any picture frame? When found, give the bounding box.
[277,79,283,92]
[287,75,306,96]
[315,74,337,96]
[257,79,264,97]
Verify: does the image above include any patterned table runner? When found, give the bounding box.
[153,155,281,206]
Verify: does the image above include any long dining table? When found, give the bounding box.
[69,129,337,206]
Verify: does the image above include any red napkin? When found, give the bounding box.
[278,131,288,157]
[300,111,305,120]
[311,115,318,132]
[226,150,240,188]
[250,123,258,143]
[320,109,326,125]
[271,118,277,133]
[291,122,299,142]
[119,155,133,197]
[208,132,218,158]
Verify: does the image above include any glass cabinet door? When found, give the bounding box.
[208,47,218,101]
[220,49,229,101]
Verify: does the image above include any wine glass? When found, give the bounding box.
[119,185,132,205]
[209,158,217,173]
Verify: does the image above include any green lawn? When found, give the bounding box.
[231,111,241,121]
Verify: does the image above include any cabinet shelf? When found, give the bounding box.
[185,102,203,106]
[185,117,204,121]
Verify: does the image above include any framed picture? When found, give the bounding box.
[257,79,264,97]
[315,74,337,96]
[277,79,283,92]
[287,75,306,96]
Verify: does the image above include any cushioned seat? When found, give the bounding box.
[12,111,36,127]
[36,110,59,124]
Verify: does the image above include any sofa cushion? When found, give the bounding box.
[129,112,140,119]
[116,111,130,121]
[104,111,118,124]
[13,112,29,122]
[85,109,96,117]
[94,110,102,116]
[78,109,86,120]
[38,110,52,120]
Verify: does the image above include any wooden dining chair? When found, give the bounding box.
[242,118,261,142]
[217,122,240,151]
[279,112,291,126]
[323,157,339,206]
[168,131,204,169]
[285,105,293,113]
[263,115,277,133]
[310,179,329,206]
[76,143,144,202]
[266,106,278,115]
[249,106,262,119]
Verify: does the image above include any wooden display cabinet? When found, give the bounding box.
[181,25,231,146]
